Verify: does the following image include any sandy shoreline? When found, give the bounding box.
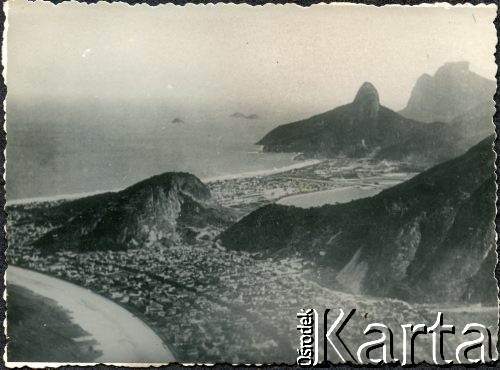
[6,266,175,364]
[201,159,321,183]
[6,159,321,206]
[6,189,119,206]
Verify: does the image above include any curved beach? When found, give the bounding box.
[6,159,321,206]
[7,266,174,364]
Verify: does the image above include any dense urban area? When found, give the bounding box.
[7,159,495,363]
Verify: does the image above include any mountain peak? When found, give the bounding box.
[400,61,495,123]
[124,171,211,202]
[33,171,234,252]
[353,82,380,118]
[435,61,470,76]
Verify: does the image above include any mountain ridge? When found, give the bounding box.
[399,61,495,123]
[257,62,495,165]
[257,81,459,163]
[219,135,496,304]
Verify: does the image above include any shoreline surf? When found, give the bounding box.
[6,159,321,206]
[201,159,321,183]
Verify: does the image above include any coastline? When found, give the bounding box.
[5,189,120,207]
[201,159,321,183]
[6,159,322,206]
[6,266,175,364]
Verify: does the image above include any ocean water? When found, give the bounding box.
[6,113,298,201]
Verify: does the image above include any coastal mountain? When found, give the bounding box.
[257,82,458,163]
[33,172,234,252]
[399,61,496,123]
[219,135,496,304]
[375,100,494,162]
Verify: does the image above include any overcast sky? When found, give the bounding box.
[5,1,497,116]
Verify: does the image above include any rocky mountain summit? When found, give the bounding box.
[219,136,496,304]
[399,61,495,123]
[352,81,380,118]
[257,81,458,163]
[257,62,495,165]
[33,172,234,252]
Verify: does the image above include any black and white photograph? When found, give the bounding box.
[3,1,498,366]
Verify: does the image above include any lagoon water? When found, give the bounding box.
[277,186,383,208]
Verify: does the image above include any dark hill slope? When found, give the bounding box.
[257,82,458,163]
[377,100,495,162]
[34,172,234,252]
[219,136,496,304]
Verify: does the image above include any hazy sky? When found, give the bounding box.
[6,1,497,116]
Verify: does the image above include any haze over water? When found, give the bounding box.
[7,103,301,200]
[5,1,496,200]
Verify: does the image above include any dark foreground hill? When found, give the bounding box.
[219,136,496,304]
[257,82,460,164]
[399,61,495,123]
[33,172,234,252]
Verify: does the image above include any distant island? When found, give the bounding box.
[230,112,260,120]
[171,117,185,124]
